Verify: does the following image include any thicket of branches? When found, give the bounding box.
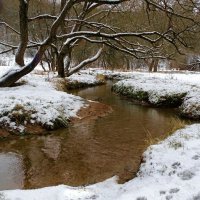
[0,0,200,87]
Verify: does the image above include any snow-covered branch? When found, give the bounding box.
[68,47,103,76]
[0,22,20,35]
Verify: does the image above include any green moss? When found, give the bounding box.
[112,84,149,102]
[154,93,187,107]
[112,84,187,107]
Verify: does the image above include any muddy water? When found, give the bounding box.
[0,82,183,190]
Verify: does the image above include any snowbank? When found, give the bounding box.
[1,124,200,200]
[108,71,200,118]
[112,77,191,106]
[0,67,85,133]
[66,73,105,89]
[180,91,200,119]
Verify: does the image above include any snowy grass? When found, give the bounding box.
[112,77,191,106]
[1,124,200,200]
[0,66,85,133]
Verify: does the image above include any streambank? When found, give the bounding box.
[0,67,110,137]
[109,72,200,119]
[65,69,200,119]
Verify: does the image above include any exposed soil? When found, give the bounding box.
[25,124,47,135]
[0,128,10,138]
[0,124,47,138]
[70,101,113,123]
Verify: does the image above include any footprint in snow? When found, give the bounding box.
[136,197,147,200]
[160,191,166,195]
[192,193,200,200]
[177,170,195,180]
[171,162,181,169]
[192,155,200,160]
[166,195,173,200]
[169,188,180,194]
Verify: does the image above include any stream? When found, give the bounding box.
[0,82,185,190]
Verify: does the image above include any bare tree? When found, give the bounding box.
[0,0,199,87]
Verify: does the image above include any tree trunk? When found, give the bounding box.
[148,59,159,72]
[58,44,71,77]
[149,60,154,72]
[0,0,76,86]
[57,54,65,78]
[153,59,158,72]
[64,50,72,75]
[51,52,57,72]
[15,0,29,66]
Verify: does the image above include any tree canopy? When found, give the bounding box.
[0,0,199,86]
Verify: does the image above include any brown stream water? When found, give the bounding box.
[0,82,184,190]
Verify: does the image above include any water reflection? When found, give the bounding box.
[0,82,183,189]
[0,152,24,189]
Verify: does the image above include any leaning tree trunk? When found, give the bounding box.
[0,46,46,87]
[15,0,29,66]
[0,0,77,87]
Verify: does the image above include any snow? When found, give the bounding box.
[65,71,105,89]
[180,91,200,119]
[113,76,192,105]
[66,73,103,85]
[0,66,85,132]
[0,66,18,78]
[82,68,200,85]
[1,124,200,200]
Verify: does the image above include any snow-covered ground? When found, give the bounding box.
[0,66,85,133]
[1,124,200,200]
[84,68,200,84]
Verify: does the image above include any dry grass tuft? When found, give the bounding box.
[52,78,67,91]
[144,117,187,147]
[96,74,105,81]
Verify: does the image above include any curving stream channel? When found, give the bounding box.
[0,82,186,190]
